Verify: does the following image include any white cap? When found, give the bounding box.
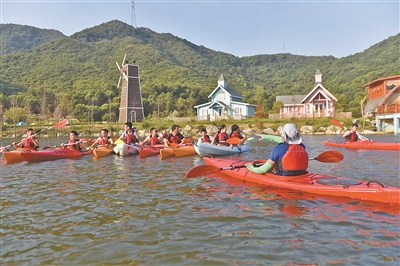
[280,124,302,145]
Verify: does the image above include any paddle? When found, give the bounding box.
[186,151,344,178]
[42,139,92,150]
[0,119,69,153]
[169,143,180,148]
[226,137,243,145]
[331,119,372,141]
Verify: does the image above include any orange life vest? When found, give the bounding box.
[22,138,39,150]
[214,132,229,145]
[149,136,162,146]
[201,135,211,143]
[67,139,81,150]
[230,132,244,139]
[278,144,308,174]
[124,133,139,144]
[168,134,183,144]
[98,137,112,145]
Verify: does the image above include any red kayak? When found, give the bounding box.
[195,157,399,205]
[139,145,164,158]
[20,148,93,163]
[325,141,400,151]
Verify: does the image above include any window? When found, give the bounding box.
[234,107,242,114]
[201,109,207,115]
[217,92,226,101]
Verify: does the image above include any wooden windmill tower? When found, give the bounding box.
[116,54,145,123]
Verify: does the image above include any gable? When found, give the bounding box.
[302,84,337,103]
[208,85,243,99]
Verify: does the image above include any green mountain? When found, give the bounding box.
[0,24,65,54]
[0,20,398,122]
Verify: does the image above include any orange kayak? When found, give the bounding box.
[20,148,93,163]
[325,141,400,151]
[3,149,37,164]
[93,145,114,158]
[160,148,175,159]
[173,145,197,157]
[201,157,400,205]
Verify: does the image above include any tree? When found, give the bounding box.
[4,107,27,125]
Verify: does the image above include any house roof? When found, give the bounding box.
[208,86,244,99]
[209,101,229,108]
[362,75,400,88]
[276,95,306,105]
[364,97,385,113]
[301,84,337,103]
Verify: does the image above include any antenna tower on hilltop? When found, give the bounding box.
[131,0,137,28]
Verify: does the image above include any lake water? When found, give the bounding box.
[1,134,399,265]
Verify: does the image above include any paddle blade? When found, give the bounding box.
[313,151,344,163]
[0,147,6,153]
[331,119,344,128]
[226,138,242,145]
[115,139,124,145]
[182,138,193,144]
[186,165,221,178]
[169,143,180,148]
[54,119,69,129]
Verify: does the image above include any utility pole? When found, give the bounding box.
[131,0,137,28]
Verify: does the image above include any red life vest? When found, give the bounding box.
[67,139,81,150]
[98,137,112,145]
[22,138,39,150]
[168,134,183,144]
[279,144,308,173]
[345,132,358,142]
[149,136,162,146]
[201,135,211,143]
[124,133,139,144]
[214,132,229,145]
[230,132,243,139]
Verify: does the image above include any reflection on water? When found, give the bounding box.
[1,135,399,264]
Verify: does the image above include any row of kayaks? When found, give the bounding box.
[2,141,252,164]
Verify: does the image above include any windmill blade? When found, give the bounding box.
[123,72,128,81]
[122,54,126,66]
[116,61,121,70]
[117,76,122,88]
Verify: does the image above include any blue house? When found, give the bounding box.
[194,74,257,121]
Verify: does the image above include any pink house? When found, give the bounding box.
[274,70,337,118]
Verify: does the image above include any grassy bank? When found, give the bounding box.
[1,117,374,140]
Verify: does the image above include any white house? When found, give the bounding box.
[194,74,257,121]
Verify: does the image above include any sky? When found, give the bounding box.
[1,0,399,58]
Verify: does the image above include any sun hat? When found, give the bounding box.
[280,124,302,145]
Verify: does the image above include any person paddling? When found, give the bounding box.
[90,129,114,149]
[12,128,39,151]
[342,124,370,142]
[163,125,185,147]
[61,130,84,151]
[198,128,212,144]
[246,124,309,176]
[211,125,230,146]
[229,124,247,145]
[119,122,141,146]
[140,127,163,146]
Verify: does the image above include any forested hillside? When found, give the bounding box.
[0,24,65,54]
[0,20,398,124]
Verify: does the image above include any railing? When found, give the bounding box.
[377,103,400,114]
